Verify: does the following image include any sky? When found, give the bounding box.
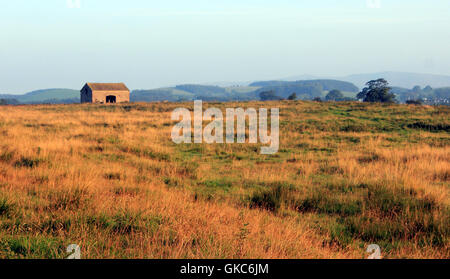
[1,0,449,94]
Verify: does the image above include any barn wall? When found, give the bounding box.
[91,91,130,103]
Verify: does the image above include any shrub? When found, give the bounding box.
[313,97,322,102]
[287,93,297,100]
[406,99,423,105]
[325,90,344,101]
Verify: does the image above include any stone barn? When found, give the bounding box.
[80,83,130,104]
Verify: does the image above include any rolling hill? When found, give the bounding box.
[131,80,360,102]
[283,72,450,89]
[340,72,450,89]
[0,89,80,104]
[2,74,450,105]
[250,79,359,93]
[131,85,260,102]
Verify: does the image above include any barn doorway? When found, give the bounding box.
[106,95,117,104]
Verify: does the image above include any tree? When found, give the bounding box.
[357,79,396,103]
[412,85,422,93]
[423,85,433,93]
[325,89,344,101]
[287,93,297,100]
[259,90,283,101]
[313,97,322,102]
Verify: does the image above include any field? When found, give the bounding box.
[0,101,448,259]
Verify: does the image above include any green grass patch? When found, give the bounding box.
[0,236,65,259]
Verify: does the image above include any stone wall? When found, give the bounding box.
[91,91,130,103]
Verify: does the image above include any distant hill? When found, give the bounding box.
[131,85,259,102]
[0,94,18,100]
[175,84,228,100]
[2,74,449,105]
[252,84,323,100]
[0,89,80,104]
[131,88,196,102]
[282,72,450,90]
[341,72,450,89]
[131,82,343,102]
[249,80,359,93]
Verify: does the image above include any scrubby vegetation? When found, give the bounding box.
[0,101,448,259]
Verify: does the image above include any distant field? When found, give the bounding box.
[0,101,448,259]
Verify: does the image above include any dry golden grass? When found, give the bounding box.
[0,101,448,259]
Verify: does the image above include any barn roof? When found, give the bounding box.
[85,83,129,91]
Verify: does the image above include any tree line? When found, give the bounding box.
[260,78,399,103]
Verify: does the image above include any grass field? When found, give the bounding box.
[0,101,448,259]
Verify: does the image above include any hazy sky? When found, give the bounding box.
[1,0,449,93]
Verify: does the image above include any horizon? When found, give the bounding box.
[3,70,450,96]
[1,0,450,94]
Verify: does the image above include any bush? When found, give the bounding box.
[325,90,344,101]
[259,91,284,101]
[287,93,297,100]
[406,99,423,105]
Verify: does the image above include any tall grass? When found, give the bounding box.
[0,101,448,258]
